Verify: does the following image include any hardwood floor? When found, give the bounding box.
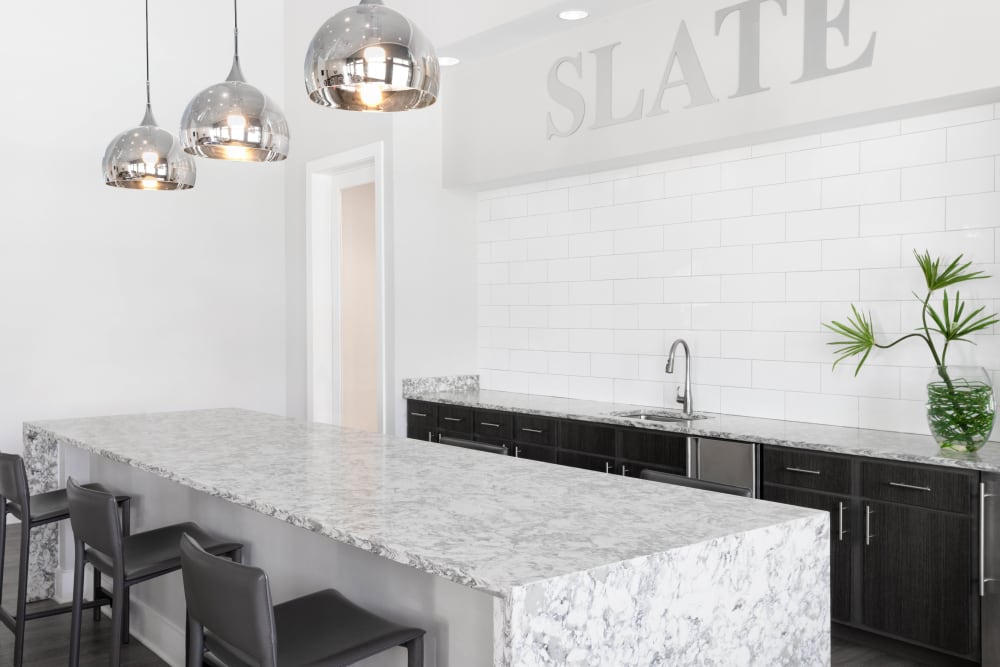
[0,525,961,666]
[0,525,161,666]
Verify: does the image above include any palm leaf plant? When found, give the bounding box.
[824,250,999,451]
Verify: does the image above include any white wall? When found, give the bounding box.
[0,0,287,454]
[283,5,479,434]
[476,103,1000,435]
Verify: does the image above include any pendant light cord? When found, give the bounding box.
[233,0,240,62]
[144,0,151,107]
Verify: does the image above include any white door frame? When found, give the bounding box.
[305,142,389,432]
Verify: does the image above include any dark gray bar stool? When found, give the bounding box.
[0,454,130,667]
[66,479,243,667]
[180,534,426,667]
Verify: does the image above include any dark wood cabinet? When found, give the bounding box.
[861,501,976,657]
[513,442,557,464]
[556,450,614,474]
[437,405,474,437]
[560,421,615,457]
[760,485,853,623]
[619,429,685,475]
[406,401,437,441]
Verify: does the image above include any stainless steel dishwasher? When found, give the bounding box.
[685,437,757,497]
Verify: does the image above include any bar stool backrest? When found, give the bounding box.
[180,534,278,667]
[65,478,123,566]
[0,454,30,512]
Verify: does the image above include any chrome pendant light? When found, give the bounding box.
[102,0,195,191]
[304,0,440,112]
[181,1,289,162]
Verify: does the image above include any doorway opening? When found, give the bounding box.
[306,143,388,433]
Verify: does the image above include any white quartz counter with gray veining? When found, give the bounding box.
[25,408,831,665]
[404,386,1000,473]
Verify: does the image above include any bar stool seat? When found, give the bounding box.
[181,535,426,667]
[7,483,123,525]
[85,522,242,583]
[272,590,425,666]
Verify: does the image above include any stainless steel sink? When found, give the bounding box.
[615,411,710,423]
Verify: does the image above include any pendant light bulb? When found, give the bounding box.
[304,0,440,112]
[102,0,196,191]
[180,0,290,162]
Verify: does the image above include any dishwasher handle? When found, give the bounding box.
[438,435,509,456]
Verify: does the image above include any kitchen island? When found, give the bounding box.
[23,409,829,666]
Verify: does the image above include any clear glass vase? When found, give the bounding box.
[926,366,996,452]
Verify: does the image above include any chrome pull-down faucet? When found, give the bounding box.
[666,339,692,416]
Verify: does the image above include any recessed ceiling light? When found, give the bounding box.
[558,9,589,21]
[438,56,461,67]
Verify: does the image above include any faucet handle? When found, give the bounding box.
[675,387,686,405]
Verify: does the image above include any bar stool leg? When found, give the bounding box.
[110,573,125,667]
[121,583,130,645]
[0,501,7,608]
[404,636,424,667]
[12,520,31,667]
[92,566,102,622]
[68,539,86,667]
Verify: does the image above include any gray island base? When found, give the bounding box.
[23,409,829,666]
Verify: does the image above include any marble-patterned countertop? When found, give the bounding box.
[404,388,1000,473]
[25,409,819,597]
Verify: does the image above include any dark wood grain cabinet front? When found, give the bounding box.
[619,429,685,475]
[406,401,437,441]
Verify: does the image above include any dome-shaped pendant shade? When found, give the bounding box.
[103,107,196,191]
[181,59,290,162]
[305,0,440,112]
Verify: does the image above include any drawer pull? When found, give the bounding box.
[443,417,464,423]
[865,505,874,546]
[838,502,848,542]
[480,422,501,429]
[410,412,428,418]
[888,482,932,493]
[521,428,544,434]
[785,467,821,476]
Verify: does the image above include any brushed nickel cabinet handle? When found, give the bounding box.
[888,482,932,492]
[480,422,501,428]
[621,466,629,477]
[514,447,522,458]
[410,412,428,418]
[443,417,463,423]
[865,505,874,546]
[838,502,848,542]
[521,428,544,434]
[427,431,433,442]
[982,483,996,597]
[605,462,612,474]
[785,467,821,476]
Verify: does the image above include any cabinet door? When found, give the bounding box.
[556,450,615,474]
[862,501,976,657]
[619,429,686,475]
[406,401,437,441]
[760,485,852,623]
[512,443,557,464]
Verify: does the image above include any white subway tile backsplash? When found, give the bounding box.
[860,130,946,171]
[722,273,786,302]
[614,174,666,204]
[663,221,722,249]
[692,246,753,276]
[902,158,995,199]
[721,156,786,189]
[693,189,754,221]
[614,279,664,305]
[822,171,901,208]
[614,227,664,254]
[948,120,1000,161]
[860,199,946,237]
[721,214,786,246]
[822,236,900,270]
[947,192,1000,231]
[476,103,1000,438]
[786,208,859,241]
[721,387,785,419]
[786,144,859,182]
[754,241,822,273]
[637,250,693,278]
[785,393,859,428]
[754,181,823,214]
[786,271,860,301]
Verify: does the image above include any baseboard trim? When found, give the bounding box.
[52,567,184,667]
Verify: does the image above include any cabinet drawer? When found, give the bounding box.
[560,421,615,457]
[406,401,437,441]
[620,429,685,473]
[557,450,615,474]
[761,446,851,494]
[513,442,557,464]
[437,405,474,435]
[862,461,977,514]
[474,410,513,440]
[514,415,558,446]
